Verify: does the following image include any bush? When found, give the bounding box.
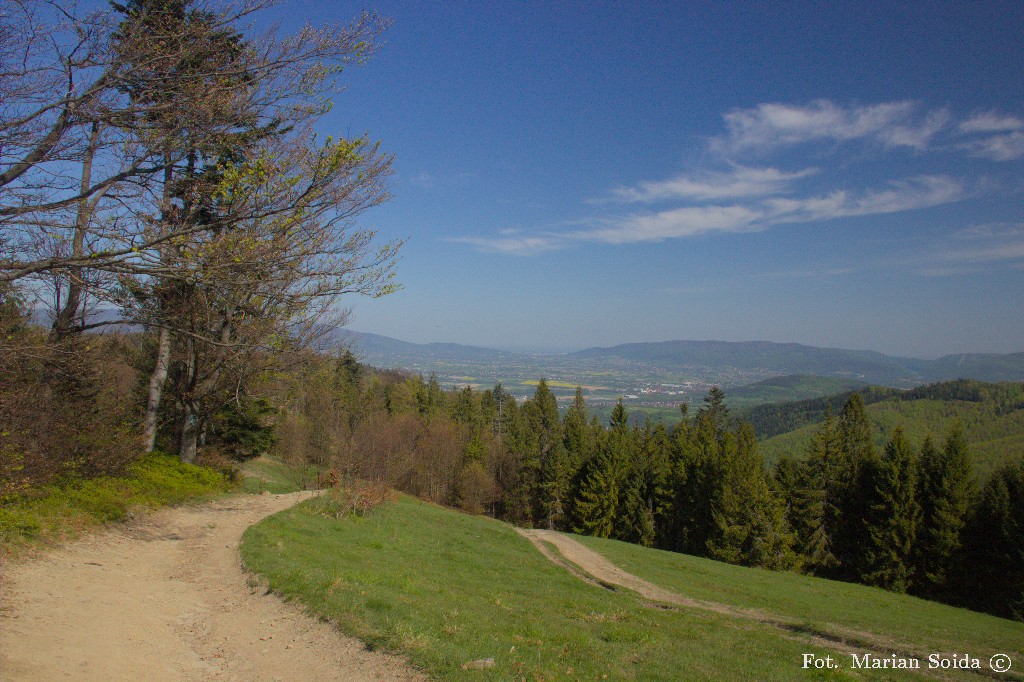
[307,480,395,519]
[0,452,233,552]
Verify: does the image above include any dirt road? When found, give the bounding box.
[0,492,423,681]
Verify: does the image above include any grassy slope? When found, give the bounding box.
[0,452,232,555]
[727,375,869,411]
[574,535,1024,663]
[239,456,321,494]
[241,495,1023,681]
[760,398,1024,477]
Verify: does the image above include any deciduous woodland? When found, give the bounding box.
[1,0,1022,630]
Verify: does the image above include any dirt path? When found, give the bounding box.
[517,529,719,611]
[514,529,989,679]
[0,492,424,682]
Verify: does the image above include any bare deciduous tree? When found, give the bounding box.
[1,0,400,460]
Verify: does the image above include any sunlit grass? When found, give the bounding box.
[0,452,232,555]
[238,495,997,681]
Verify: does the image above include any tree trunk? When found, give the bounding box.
[50,123,101,342]
[179,399,200,464]
[142,156,175,453]
[143,325,171,452]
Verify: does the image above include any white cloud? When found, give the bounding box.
[716,100,948,152]
[447,234,567,256]
[454,175,965,253]
[764,176,963,223]
[943,241,1024,264]
[961,131,1024,161]
[607,165,817,203]
[955,222,1024,240]
[451,99,1021,256]
[578,205,763,244]
[960,112,1024,134]
[912,222,1024,275]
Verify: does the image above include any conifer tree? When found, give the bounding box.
[832,394,877,577]
[955,459,1024,620]
[708,423,796,569]
[572,431,620,538]
[795,411,843,572]
[640,419,674,548]
[660,403,693,551]
[668,404,723,555]
[859,427,921,592]
[451,385,483,431]
[563,387,594,467]
[697,386,730,434]
[530,379,569,528]
[912,426,975,599]
[616,465,656,546]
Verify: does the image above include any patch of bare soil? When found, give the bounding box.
[0,492,424,681]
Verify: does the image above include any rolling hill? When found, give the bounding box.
[571,340,1024,386]
[756,380,1024,478]
[337,332,1024,390]
[726,374,870,410]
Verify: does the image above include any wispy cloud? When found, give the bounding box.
[453,99,1019,256]
[715,100,949,153]
[448,234,567,256]
[956,112,1024,161]
[955,222,1024,240]
[407,170,476,189]
[606,165,817,203]
[959,113,1024,134]
[455,176,965,254]
[763,175,964,223]
[960,131,1024,161]
[911,222,1024,275]
[576,205,763,244]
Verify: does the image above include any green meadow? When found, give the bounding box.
[241,495,1023,681]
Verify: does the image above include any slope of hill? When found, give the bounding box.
[335,331,517,364]
[242,494,1024,681]
[727,374,869,410]
[757,380,1024,478]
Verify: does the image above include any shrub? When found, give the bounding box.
[308,480,395,519]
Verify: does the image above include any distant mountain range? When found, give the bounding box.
[568,340,1024,386]
[334,331,518,363]
[338,332,1024,387]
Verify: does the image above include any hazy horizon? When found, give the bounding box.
[344,329,1024,362]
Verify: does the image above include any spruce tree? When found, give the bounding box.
[796,411,842,572]
[572,433,620,538]
[563,387,594,468]
[912,426,975,599]
[660,406,694,552]
[955,459,1024,620]
[697,386,730,434]
[859,427,921,593]
[708,423,797,569]
[832,394,877,578]
[670,406,723,555]
[531,379,568,528]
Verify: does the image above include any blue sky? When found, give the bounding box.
[275,2,1024,358]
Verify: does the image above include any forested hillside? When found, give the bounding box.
[757,380,1024,477]
[255,356,1022,621]
[726,374,870,410]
